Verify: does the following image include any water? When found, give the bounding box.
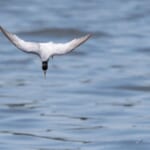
[0,0,150,149]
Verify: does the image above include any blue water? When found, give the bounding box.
[0,0,150,149]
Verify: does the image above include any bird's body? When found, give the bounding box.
[0,26,91,77]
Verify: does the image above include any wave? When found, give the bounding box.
[18,27,110,38]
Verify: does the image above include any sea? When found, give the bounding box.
[0,0,150,149]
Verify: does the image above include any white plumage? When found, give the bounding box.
[0,26,91,77]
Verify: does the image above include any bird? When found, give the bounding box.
[0,26,91,78]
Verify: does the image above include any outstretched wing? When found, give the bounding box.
[0,26,39,54]
[50,34,91,56]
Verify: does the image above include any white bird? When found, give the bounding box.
[0,26,91,78]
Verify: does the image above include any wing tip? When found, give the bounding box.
[0,25,4,29]
[85,33,92,40]
[0,26,6,33]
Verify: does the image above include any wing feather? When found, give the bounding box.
[0,26,39,54]
[52,34,91,55]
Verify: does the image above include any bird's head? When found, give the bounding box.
[42,61,48,79]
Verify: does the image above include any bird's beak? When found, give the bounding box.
[43,70,46,79]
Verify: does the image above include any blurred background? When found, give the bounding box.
[0,0,150,149]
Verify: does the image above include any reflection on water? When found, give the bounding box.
[1,0,150,150]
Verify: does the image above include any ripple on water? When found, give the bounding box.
[117,84,150,92]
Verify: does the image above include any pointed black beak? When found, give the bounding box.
[43,70,46,79]
[42,61,48,79]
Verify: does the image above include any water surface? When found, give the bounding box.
[0,0,150,150]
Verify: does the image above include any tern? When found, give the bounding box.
[0,26,91,78]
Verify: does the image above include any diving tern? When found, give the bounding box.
[0,26,91,78]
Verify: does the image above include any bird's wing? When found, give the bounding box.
[49,34,91,56]
[0,26,39,54]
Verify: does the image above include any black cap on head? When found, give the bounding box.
[42,61,48,71]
